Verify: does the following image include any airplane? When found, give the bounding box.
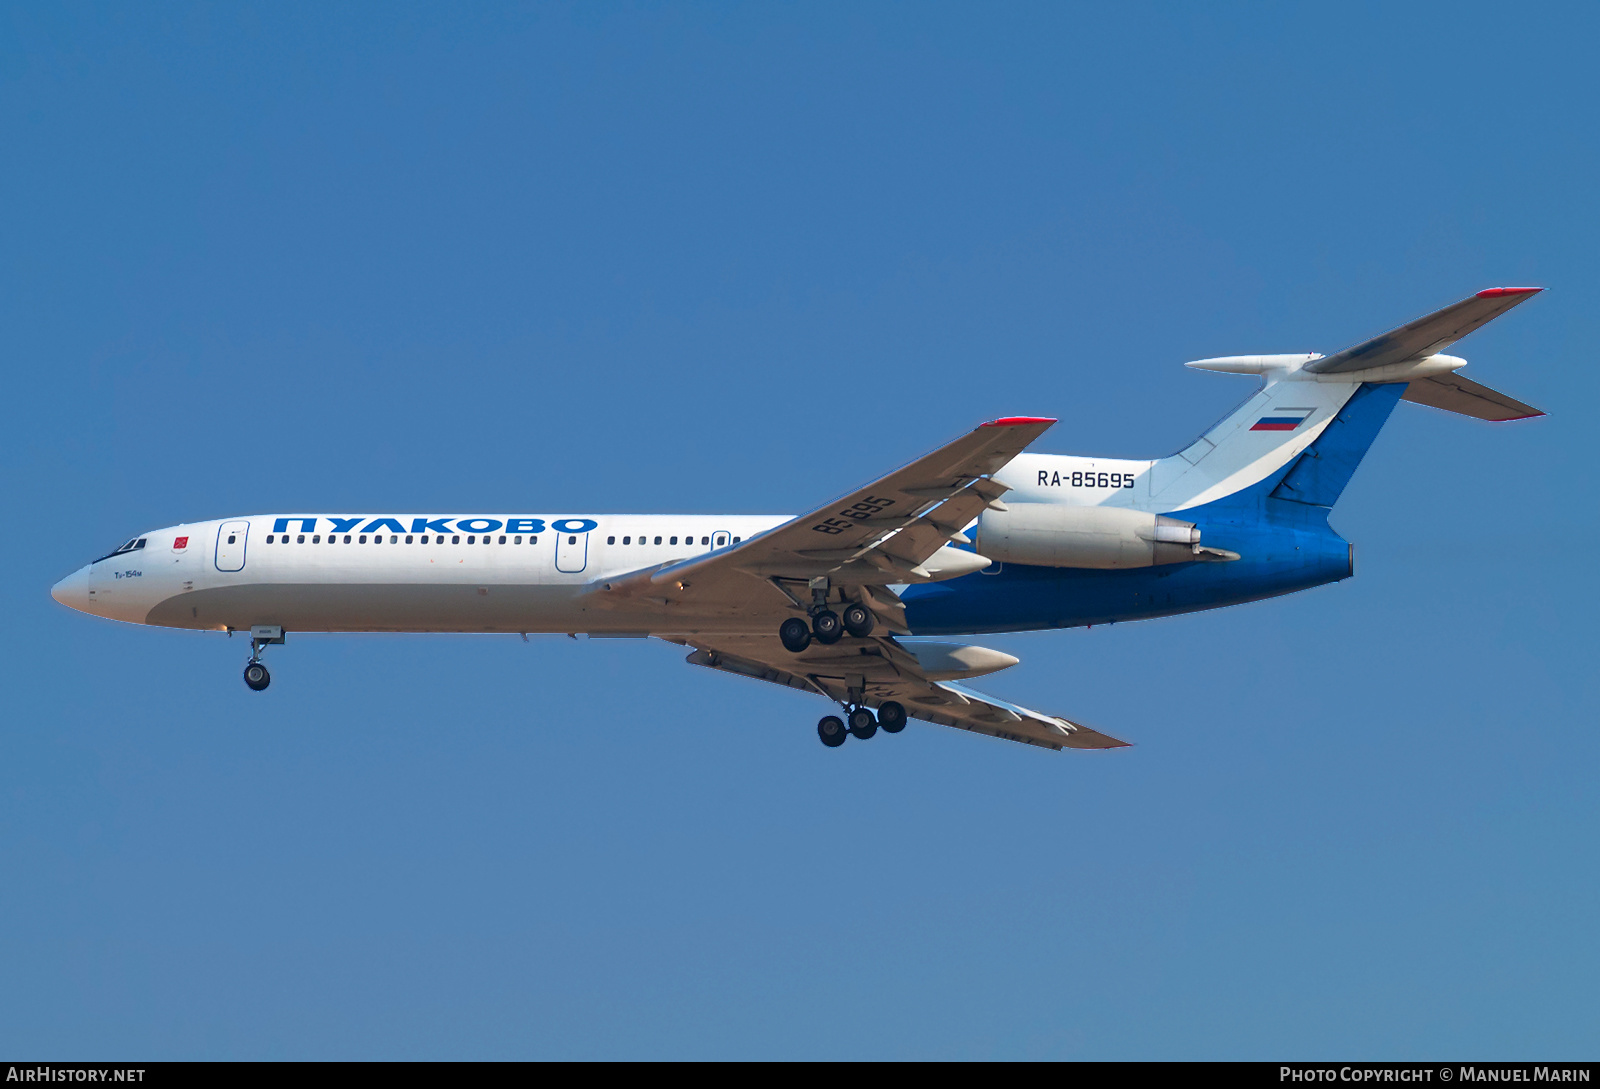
[50,288,1545,752]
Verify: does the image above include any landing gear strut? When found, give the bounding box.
[815,687,909,748]
[242,625,284,692]
[777,578,874,650]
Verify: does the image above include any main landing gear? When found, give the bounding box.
[817,700,906,748]
[779,579,875,653]
[241,625,285,692]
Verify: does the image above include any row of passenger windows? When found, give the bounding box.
[605,535,741,545]
[265,533,538,545]
[258,532,745,547]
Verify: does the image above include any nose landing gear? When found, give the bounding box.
[241,625,284,692]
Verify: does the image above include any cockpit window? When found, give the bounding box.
[92,537,147,564]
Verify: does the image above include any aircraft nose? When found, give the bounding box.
[51,565,91,612]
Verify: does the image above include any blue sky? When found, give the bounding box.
[4,2,1596,1059]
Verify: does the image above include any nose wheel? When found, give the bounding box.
[244,662,271,691]
[241,625,284,692]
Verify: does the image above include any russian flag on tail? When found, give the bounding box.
[1250,408,1313,432]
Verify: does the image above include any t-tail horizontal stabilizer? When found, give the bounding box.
[1309,286,1547,422]
[1401,372,1544,422]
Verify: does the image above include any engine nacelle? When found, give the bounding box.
[974,504,1230,569]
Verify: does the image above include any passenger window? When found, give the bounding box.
[452,535,460,544]
[344,535,351,543]
[568,535,577,545]
[313,535,321,543]
[607,536,615,545]
[623,536,630,545]
[530,536,538,545]
[390,535,398,543]
[733,536,741,543]
[701,536,709,545]
[405,535,413,544]
[420,535,428,544]
[228,535,237,544]
[360,535,368,543]
[498,535,506,544]
[670,536,678,545]
[654,536,662,545]
[468,536,476,544]
[266,535,275,544]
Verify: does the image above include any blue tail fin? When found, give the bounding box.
[1180,382,1405,522]
[1268,382,1406,509]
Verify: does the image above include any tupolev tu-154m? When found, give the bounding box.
[51,289,1545,751]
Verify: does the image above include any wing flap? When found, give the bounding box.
[1305,287,1542,375]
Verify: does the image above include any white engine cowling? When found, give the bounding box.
[974,504,1220,569]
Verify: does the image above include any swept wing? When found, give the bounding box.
[674,632,1128,752]
[589,417,1055,629]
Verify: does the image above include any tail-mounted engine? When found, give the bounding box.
[974,504,1238,569]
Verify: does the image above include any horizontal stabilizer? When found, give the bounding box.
[1402,373,1544,422]
[1306,287,1542,375]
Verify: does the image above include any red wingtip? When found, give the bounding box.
[981,416,1057,428]
[1476,286,1543,298]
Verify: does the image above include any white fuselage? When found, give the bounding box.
[53,514,790,635]
[47,373,1356,640]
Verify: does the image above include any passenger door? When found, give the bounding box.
[555,526,589,573]
[215,521,250,572]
